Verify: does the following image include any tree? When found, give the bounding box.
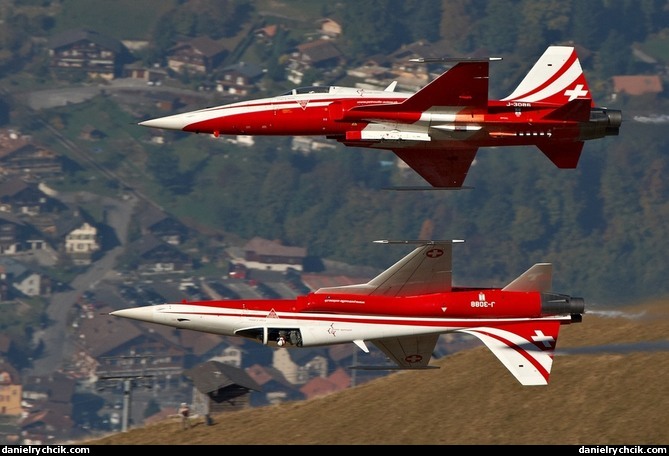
[570,0,606,49]
[146,148,193,196]
[340,0,405,61]
[595,31,631,79]
[402,0,442,43]
[478,0,518,53]
[516,0,571,56]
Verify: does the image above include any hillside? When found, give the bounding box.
[84,299,669,445]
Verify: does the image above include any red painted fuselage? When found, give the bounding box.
[139,46,622,187]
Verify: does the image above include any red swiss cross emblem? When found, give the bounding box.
[425,248,444,258]
[405,354,423,364]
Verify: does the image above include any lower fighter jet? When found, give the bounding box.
[111,240,584,385]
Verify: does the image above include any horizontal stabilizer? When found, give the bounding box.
[459,321,562,386]
[543,98,592,122]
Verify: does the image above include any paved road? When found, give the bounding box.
[24,78,211,110]
[30,192,137,376]
[20,79,204,377]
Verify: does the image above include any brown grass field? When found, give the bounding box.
[83,299,669,445]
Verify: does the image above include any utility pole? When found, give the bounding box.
[122,379,132,432]
[97,355,155,432]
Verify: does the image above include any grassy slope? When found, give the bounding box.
[84,299,669,445]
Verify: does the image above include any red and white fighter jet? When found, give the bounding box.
[111,240,585,385]
[139,45,621,188]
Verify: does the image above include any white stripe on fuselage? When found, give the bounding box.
[154,304,568,326]
[166,92,407,127]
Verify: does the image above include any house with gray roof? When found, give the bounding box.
[0,178,62,216]
[241,237,307,272]
[217,61,265,95]
[137,205,189,246]
[0,256,51,297]
[0,143,63,180]
[184,360,261,416]
[48,29,129,80]
[129,234,192,274]
[167,36,227,74]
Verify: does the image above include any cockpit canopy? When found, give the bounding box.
[281,86,332,96]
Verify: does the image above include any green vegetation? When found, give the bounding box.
[253,0,333,21]
[639,32,669,63]
[0,0,668,313]
[0,297,49,369]
[54,0,180,39]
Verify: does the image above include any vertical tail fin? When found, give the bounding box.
[501,46,593,106]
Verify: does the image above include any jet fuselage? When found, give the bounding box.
[142,88,618,148]
[111,241,585,384]
[111,287,584,347]
[138,46,623,187]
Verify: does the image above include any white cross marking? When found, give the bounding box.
[531,330,555,348]
[564,84,588,101]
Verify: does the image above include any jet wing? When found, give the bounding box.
[372,334,440,369]
[315,241,457,297]
[458,320,562,386]
[347,61,490,114]
[393,147,478,188]
[400,61,490,110]
[338,61,486,188]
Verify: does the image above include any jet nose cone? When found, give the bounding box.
[110,306,155,323]
[138,114,189,131]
